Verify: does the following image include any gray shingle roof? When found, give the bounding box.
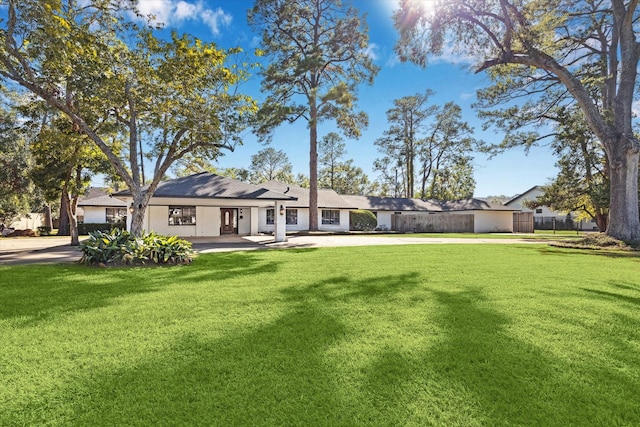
[113,173,297,201]
[77,195,127,207]
[341,195,517,212]
[260,181,353,208]
[441,198,518,212]
[341,195,441,211]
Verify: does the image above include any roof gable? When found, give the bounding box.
[260,181,353,208]
[504,185,543,206]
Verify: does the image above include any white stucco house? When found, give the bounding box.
[78,173,522,236]
[342,195,517,233]
[113,173,297,241]
[257,181,353,233]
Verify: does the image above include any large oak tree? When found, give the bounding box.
[395,0,640,240]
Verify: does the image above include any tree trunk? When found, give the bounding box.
[595,212,607,232]
[58,191,70,236]
[43,204,53,230]
[309,98,319,231]
[129,190,148,237]
[605,140,640,240]
[68,195,79,246]
[130,206,145,236]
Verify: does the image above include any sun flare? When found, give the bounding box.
[379,0,437,15]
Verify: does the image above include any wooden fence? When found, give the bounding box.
[513,212,534,233]
[392,213,474,233]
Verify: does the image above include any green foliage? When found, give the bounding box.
[317,132,374,195]
[394,0,640,239]
[0,97,41,225]
[79,229,193,266]
[375,94,479,199]
[0,1,257,236]
[249,147,294,184]
[349,209,377,231]
[36,226,51,236]
[76,222,124,235]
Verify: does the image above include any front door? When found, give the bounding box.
[220,208,237,235]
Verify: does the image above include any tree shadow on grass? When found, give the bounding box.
[11,269,639,425]
[0,252,282,327]
[361,288,640,425]
[580,285,640,306]
[38,271,422,425]
[180,251,285,282]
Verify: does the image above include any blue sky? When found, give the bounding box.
[135,0,559,197]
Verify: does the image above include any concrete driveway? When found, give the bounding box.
[0,234,540,266]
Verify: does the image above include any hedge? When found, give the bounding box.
[349,209,377,231]
[77,222,125,235]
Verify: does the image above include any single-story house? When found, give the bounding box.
[113,173,297,241]
[342,195,518,233]
[504,185,597,231]
[79,173,521,236]
[257,181,354,233]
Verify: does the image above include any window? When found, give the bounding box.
[168,206,196,225]
[286,209,298,225]
[322,209,340,225]
[266,208,274,225]
[535,208,543,214]
[106,208,127,224]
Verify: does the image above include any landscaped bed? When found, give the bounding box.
[1,244,638,425]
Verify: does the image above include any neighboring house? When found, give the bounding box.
[257,181,353,233]
[342,195,517,233]
[113,173,297,241]
[504,185,597,231]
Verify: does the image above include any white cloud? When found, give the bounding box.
[201,7,233,36]
[133,0,232,36]
[362,43,380,61]
[385,54,400,68]
[175,1,199,20]
[136,0,173,26]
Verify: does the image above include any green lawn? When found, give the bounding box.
[1,244,639,426]
[374,231,584,240]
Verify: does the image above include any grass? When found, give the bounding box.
[374,231,584,240]
[1,244,639,426]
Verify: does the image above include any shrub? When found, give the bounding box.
[349,209,377,231]
[37,226,52,236]
[77,222,125,235]
[79,229,193,266]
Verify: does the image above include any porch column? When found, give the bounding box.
[274,201,287,242]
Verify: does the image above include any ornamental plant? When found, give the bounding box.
[79,229,193,266]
